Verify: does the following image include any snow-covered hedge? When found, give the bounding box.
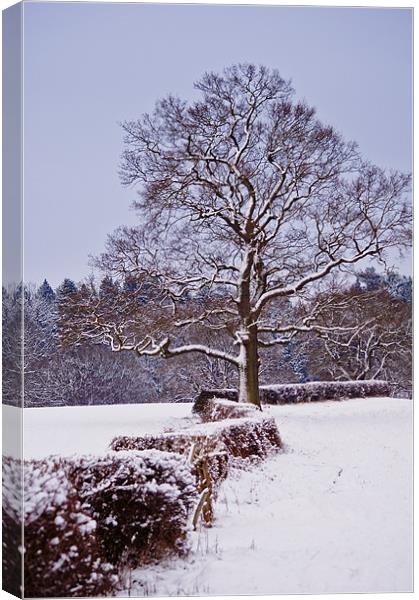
[111,417,281,529]
[220,417,282,459]
[111,430,230,493]
[68,450,197,567]
[196,398,259,422]
[111,416,282,463]
[4,450,197,597]
[193,389,239,415]
[2,457,23,597]
[261,379,390,404]
[21,457,118,598]
[194,379,390,407]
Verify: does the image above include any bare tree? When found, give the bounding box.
[308,287,412,392]
[71,64,410,407]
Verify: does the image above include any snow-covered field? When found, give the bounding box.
[19,402,194,458]
[8,397,413,595]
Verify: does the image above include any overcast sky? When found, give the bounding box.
[23,2,412,287]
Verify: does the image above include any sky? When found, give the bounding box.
[23,2,413,287]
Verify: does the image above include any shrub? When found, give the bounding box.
[197,398,259,422]
[111,416,281,529]
[194,379,390,407]
[217,417,282,459]
[112,416,282,464]
[110,433,230,494]
[193,389,238,415]
[2,456,23,598]
[68,450,197,567]
[111,415,282,530]
[260,379,390,404]
[23,458,118,598]
[7,450,197,597]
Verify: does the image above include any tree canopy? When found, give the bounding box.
[66,64,411,406]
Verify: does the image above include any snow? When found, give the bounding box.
[16,403,194,458]
[129,398,413,595]
[13,397,413,594]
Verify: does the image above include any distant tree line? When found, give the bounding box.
[2,268,411,407]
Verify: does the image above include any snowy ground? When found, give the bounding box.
[19,402,195,458]
[13,397,413,595]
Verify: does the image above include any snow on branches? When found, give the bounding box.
[60,64,411,406]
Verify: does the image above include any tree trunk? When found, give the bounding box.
[238,326,262,409]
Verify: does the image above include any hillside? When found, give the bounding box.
[12,396,413,595]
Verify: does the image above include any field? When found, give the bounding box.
[8,396,413,595]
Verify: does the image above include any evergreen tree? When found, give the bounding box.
[354,267,412,303]
[56,278,78,298]
[37,279,55,302]
[385,272,412,304]
[56,279,78,346]
[123,275,138,294]
[282,339,311,383]
[355,267,384,292]
[99,275,119,299]
[123,274,152,303]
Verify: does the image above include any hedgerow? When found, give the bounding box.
[67,450,197,566]
[2,456,23,598]
[193,379,390,408]
[23,458,118,598]
[3,450,198,597]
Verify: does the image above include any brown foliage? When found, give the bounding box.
[68,451,197,567]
